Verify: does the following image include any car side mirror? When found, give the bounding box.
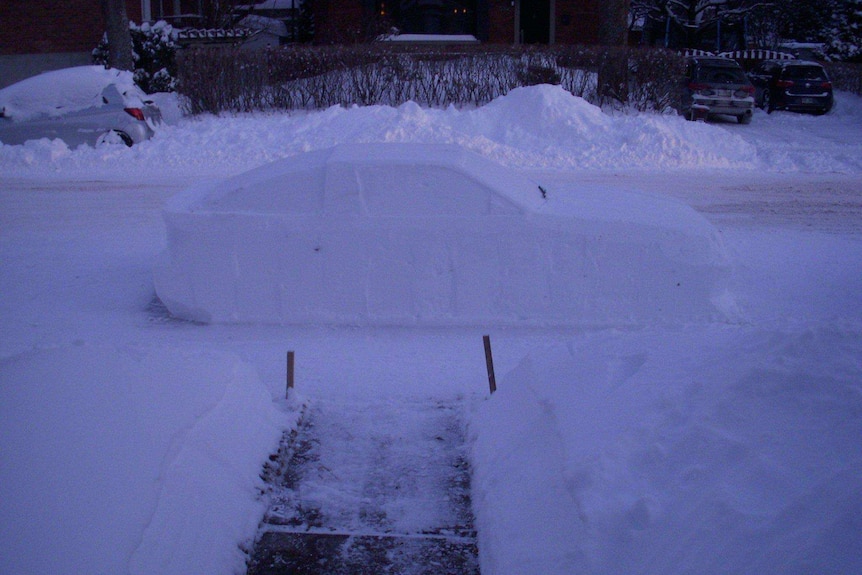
[100,84,124,105]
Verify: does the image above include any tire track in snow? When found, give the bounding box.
[248,396,479,574]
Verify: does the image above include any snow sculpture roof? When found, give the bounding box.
[171,143,545,216]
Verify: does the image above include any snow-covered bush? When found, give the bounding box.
[93,20,178,93]
[825,0,862,63]
[825,61,862,95]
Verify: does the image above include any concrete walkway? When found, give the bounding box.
[248,398,479,574]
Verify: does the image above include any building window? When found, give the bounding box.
[380,0,477,35]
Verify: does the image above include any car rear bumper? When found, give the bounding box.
[778,93,833,113]
[123,120,155,144]
[693,96,754,117]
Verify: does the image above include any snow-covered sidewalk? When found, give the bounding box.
[250,396,478,574]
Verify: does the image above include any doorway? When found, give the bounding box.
[519,0,550,43]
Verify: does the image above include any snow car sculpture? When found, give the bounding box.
[154,143,735,326]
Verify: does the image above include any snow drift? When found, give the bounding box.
[155,143,735,326]
[471,328,862,575]
[0,346,287,575]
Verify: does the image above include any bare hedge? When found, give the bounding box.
[176,45,686,115]
[825,62,862,96]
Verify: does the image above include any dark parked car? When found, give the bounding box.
[679,56,755,124]
[748,60,834,114]
[0,66,161,147]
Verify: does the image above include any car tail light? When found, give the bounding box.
[124,107,146,121]
[776,79,794,88]
[821,81,833,89]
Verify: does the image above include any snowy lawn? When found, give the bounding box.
[1,84,861,575]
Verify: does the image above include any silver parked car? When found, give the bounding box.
[679,56,755,124]
[0,66,162,147]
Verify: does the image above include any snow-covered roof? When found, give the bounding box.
[378,34,480,44]
[238,15,289,37]
[175,28,253,45]
[235,0,302,9]
[175,143,543,216]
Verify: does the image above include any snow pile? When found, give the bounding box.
[0,346,289,575]
[14,84,862,177]
[155,142,734,326]
[472,327,862,575]
[2,83,860,177]
[0,66,146,122]
[457,86,759,169]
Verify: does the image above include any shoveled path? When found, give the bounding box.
[247,397,479,575]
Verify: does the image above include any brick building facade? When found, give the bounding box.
[0,0,610,86]
[312,0,603,45]
[0,0,220,86]
[1,0,605,56]
[0,0,142,56]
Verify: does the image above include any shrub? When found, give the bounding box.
[94,20,178,93]
[825,62,862,96]
[176,44,686,115]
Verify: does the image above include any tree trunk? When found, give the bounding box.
[598,0,630,46]
[100,0,134,71]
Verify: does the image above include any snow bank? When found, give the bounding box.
[155,143,735,326]
[471,327,862,575]
[3,84,861,179]
[13,84,862,179]
[0,345,288,575]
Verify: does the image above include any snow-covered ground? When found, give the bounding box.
[1,84,861,575]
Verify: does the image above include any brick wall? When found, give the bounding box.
[487,0,515,43]
[0,0,142,55]
[555,0,599,44]
[313,0,366,43]
[307,0,606,45]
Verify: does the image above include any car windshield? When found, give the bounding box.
[784,66,827,81]
[697,66,747,84]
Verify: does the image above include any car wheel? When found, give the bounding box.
[97,130,133,147]
[738,113,752,125]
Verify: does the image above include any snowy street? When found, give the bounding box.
[1,86,861,575]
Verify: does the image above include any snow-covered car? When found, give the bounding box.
[0,66,162,147]
[748,60,834,115]
[679,56,755,124]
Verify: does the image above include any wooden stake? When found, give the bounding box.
[286,350,295,399]
[483,335,497,394]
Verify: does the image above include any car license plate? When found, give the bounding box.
[799,97,816,104]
